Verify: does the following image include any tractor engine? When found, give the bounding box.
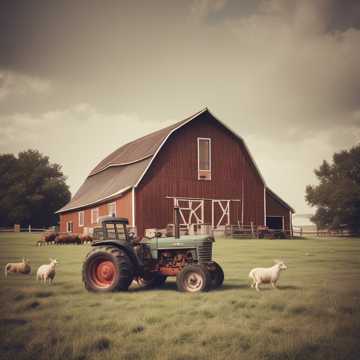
[158,250,195,276]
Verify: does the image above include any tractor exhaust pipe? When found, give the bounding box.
[174,206,180,239]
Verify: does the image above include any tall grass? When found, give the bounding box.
[0,233,359,360]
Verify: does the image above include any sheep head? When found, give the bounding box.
[274,260,287,270]
[49,258,58,266]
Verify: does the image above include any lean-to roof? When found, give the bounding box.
[266,187,295,213]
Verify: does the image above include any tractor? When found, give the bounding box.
[82,208,224,293]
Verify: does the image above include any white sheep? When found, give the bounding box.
[249,260,287,291]
[36,258,58,284]
[5,258,31,278]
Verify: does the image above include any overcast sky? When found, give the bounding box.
[1,0,360,214]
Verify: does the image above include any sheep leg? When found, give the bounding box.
[271,281,278,289]
[255,282,261,292]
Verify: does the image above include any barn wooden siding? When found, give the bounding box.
[135,112,265,236]
[59,190,132,233]
[266,191,291,231]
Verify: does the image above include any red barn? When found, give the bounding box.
[57,108,294,236]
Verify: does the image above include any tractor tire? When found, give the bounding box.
[137,273,167,288]
[207,262,224,289]
[176,264,211,293]
[82,246,134,292]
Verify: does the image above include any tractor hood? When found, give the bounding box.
[142,235,214,262]
[143,234,214,248]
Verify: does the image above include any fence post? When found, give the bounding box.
[14,224,20,232]
[28,225,31,233]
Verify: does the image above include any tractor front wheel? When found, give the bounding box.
[176,264,211,293]
[82,246,134,292]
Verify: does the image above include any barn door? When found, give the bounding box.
[174,198,204,226]
[212,200,230,228]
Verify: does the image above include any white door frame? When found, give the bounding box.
[174,198,204,226]
[212,200,230,228]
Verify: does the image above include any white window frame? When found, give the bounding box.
[108,202,117,216]
[91,208,99,224]
[66,221,73,233]
[78,211,84,227]
[197,137,212,180]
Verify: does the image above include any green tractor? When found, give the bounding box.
[82,208,224,293]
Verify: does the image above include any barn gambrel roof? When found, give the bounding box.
[57,108,265,213]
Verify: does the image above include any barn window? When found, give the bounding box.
[78,211,84,227]
[197,138,211,180]
[91,208,99,224]
[66,221,73,233]
[108,202,117,216]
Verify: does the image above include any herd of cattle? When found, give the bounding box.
[39,232,93,245]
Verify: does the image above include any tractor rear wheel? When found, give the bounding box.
[207,262,224,289]
[176,264,211,293]
[82,246,134,292]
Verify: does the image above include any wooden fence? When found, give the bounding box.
[292,226,351,238]
[0,225,54,233]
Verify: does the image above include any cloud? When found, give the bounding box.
[190,0,227,20]
[201,0,360,140]
[0,104,175,195]
[0,70,51,101]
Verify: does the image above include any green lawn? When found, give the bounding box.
[0,233,360,360]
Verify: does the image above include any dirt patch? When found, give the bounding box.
[35,291,53,298]
[0,318,28,326]
[91,337,112,352]
[24,301,41,310]
[13,294,27,302]
[131,325,145,334]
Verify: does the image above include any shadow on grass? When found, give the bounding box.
[247,285,301,292]
[278,285,301,290]
[218,283,250,291]
[130,282,178,292]
[130,282,251,292]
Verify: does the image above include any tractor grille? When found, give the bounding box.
[198,241,212,263]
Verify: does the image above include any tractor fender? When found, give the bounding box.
[91,240,141,272]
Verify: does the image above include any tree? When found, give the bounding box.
[306,144,360,234]
[0,150,71,228]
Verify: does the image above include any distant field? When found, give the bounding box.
[0,233,360,360]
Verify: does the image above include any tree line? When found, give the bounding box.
[306,144,360,234]
[0,150,70,228]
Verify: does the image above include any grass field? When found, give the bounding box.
[0,233,360,360]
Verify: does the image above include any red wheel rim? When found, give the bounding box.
[92,260,116,287]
